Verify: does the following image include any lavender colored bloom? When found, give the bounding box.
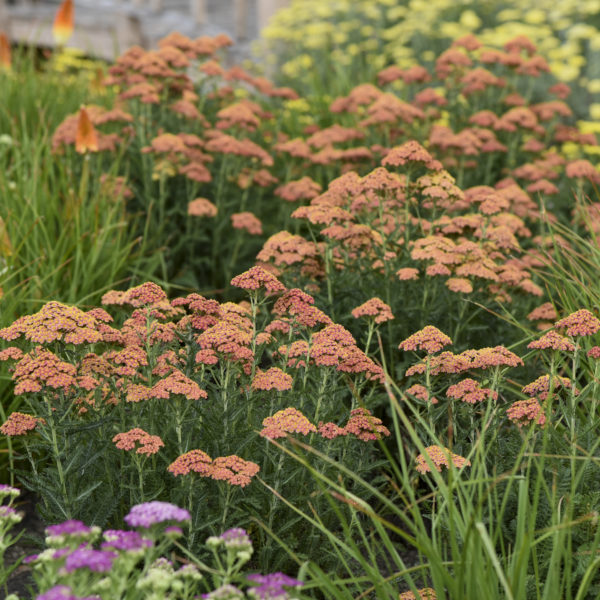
[124,501,190,528]
[36,586,99,600]
[0,483,20,498]
[164,526,183,538]
[0,505,22,523]
[247,573,303,600]
[247,573,303,587]
[101,529,153,552]
[63,548,117,573]
[221,528,248,542]
[46,520,91,538]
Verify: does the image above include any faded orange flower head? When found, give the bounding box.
[53,0,74,46]
[75,107,99,154]
[0,33,11,70]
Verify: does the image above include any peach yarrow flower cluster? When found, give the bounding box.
[260,408,317,439]
[168,450,259,488]
[0,301,101,345]
[230,266,286,294]
[415,445,470,474]
[0,412,43,436]
[351,298,394,323]
[507,398,546,427]
[251,367,293,392]
[259,407,390,442]
[554,309,600,337]
[399,326,452,354]
[113,428,164,455]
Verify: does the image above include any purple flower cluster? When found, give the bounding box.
[247,573,304,600]
[46,520,93,538]
[124,501,191,528]
[0,483,20,498]
[36,585,99,600]
[101,529,153,552]
[0,505,22,523]
[64,548,117,573]
[220,528,252,548]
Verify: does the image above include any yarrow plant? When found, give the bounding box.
[17,501,303,600]
[0,272,389,569]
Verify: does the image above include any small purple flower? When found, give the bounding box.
[124,501,191,528]
[221,528,248,542]
[220,528,253,551]
[0,483,20,497]
[247,573,304,600]
[63,548,117,573]
[36,585,99,600]
[0,505,22,523]
[46,520,91,538]
[101,529,153,552]
[164,526,184,538]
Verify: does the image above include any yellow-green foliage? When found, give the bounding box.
[261,0,600,117]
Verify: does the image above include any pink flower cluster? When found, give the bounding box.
[168,450,260,487]
[113,428,164,455]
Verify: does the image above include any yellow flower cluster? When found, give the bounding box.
[262,0,600,112]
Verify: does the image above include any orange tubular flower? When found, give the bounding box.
[75,107,99,154]
[53,0,74,46]
[0,33,11,70]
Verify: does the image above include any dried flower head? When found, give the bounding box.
[416,445,470,474]
[399,326,452,354]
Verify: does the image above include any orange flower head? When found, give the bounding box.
[53,0,74,46]
[260,407,316,439]
[399,326,452,354]
[351,297,394,323]
[399,588,437,600]
[75,107,99,154]
[0,33,11,70]
[555,309,600,337]
[416,445,470,474]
